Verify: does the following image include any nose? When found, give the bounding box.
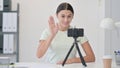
[64,17,68,22]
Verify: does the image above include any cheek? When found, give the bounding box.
[68,18,72,22]
[67,18,72,23]
[58,18,64,22]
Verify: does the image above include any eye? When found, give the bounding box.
[68,15,72,18]
[68,16,71,18]
[61,15,65,18]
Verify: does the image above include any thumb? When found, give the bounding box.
[56,23,59,29]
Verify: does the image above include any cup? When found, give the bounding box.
[103,55,112,68]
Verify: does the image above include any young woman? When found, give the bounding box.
[36,2,95,64]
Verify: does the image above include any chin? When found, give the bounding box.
[61,23,69,28]
[63,25,69,28]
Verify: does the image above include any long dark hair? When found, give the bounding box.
[56,2,74,15]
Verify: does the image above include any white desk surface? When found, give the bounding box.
[10,61,120,68]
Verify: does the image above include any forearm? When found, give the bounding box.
[37,35,55,58]
[71,56,95,63]
[70,41,95,63]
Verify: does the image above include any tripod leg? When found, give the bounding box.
[62,43,75,66]
[75,42,87,67]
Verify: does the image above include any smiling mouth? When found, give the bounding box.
[64,23,69,25]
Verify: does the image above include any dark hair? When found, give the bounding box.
[56,2,74,14]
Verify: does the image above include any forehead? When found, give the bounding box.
[57,10,73,15]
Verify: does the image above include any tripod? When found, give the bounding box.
[62,37,87,67]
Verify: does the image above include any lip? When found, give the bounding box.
[63,22,69,25]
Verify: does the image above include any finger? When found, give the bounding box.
[48,19,54,28]
[55,23,59,30]
[57,61,63,64]
[49,16,55,27]
[49,16,55,25]
[48,20,52,29]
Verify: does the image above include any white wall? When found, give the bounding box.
[12,0,105,62]
[104,0,120,59]
[110,0,120,55]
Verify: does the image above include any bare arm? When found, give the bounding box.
[36,35,54,58]
[36,16,58,58]
[57,41,95,64]
[71,41,95,63]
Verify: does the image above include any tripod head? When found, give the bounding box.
[67,28,84,38]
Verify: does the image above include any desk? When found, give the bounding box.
[10,62,120,68]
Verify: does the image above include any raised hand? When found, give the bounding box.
[48,16,59,36]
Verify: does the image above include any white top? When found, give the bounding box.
[39,28,88,63]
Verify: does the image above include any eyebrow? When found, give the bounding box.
[61,13,73,16]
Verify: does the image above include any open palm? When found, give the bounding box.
[48,16,59,36]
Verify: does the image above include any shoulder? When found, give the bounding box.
[78,35,88,44]
[40,28,50,40]
[42,28,50,34]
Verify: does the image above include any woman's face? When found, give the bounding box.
[56,10,73,29]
